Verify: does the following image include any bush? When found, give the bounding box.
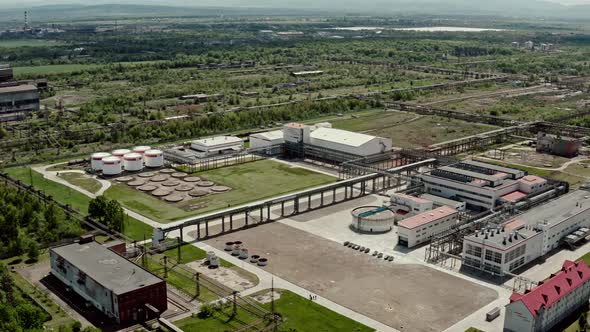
[197,304,214,319]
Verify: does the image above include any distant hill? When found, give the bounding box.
[0,1,590,21]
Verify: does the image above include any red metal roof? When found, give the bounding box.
[509,260,590,317]
[501,191,527,202]
[398,206,457,230]
[393,193,431,204]
[501,218,525,231]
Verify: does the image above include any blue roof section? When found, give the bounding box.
[358,206,390,218]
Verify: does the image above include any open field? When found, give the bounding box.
[332,112,498,147]
[107,160,336,222]
[205,222,498,332]
[13,63,100,76]
[0,39,65,48]
[175,289,374,332]
[58,172,102,194]
[4,166,153,241]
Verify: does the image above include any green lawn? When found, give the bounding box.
[176,289,375,332]
[107,160,336,223]
[0,39,65,48]
[4,166,153,241]
[58,172,102,194]
[332,113,498,148]
[13,64,99,76]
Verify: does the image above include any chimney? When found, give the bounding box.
[502,237,507,245]
[508,234,512,243]
[485,233,488,240]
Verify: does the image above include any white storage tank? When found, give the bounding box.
[144,149,164,168]
[123,152,143,171]
[112,149,131,158]
[90,152,111,171]
[102,156,123,176]
[132,146,151,154]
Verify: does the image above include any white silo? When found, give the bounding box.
[123,152,143,171]
[112,149,131,158]
[90,152,111,171]
[132,146,151,154]
[102,156,123,176]
[144,149,164,168]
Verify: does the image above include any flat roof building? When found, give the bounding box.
[190,136,244,157]
[504,260,590,332]
[420,161,548,210]
[249,130,284,154]
[0,64,13,82]
[397,206,459,248]
[462,189,590,276]
[50,240,167,323]
[309,127,392,157]
[0,84,39,121]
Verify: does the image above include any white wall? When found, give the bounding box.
[310,137,391,156]
[504,300,535,332]
[398,213,458,248]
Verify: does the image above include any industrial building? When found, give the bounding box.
[50,240,167,323]
[0,84,40,121]
[191,136,244,157]
[0,64,13,82]
[420,160,547,210]
[308,127,392,157]
[462,189,590,276]
[536,132,581,158]
[397,206,459,248]
[390,192,433,217]
[249,130,284,153]
[419,193,466,211]
[504,260,590,332]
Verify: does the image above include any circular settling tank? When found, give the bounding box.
[350,206,395,233]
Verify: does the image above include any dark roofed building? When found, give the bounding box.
[0,84,39,121]
[50,240,167,323]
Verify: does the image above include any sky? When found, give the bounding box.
[1,0,590,10]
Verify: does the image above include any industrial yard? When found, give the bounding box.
[4,5,590,332]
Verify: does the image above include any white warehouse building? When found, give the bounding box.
[462,189,590,276]
[191,136,244,157]
[249,130,284,152]
[308,127,392,157]
[397,206,459,248]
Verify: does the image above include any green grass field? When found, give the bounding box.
[0,39,65,48]
[332,113,498,148]
[107,160,336,223]
[13,64,99,76]
[4,166,153,241]
[58,172,102,194]
[175,289,374,332]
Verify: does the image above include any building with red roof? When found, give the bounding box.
[397,206,458,248]
[504,260,590,332]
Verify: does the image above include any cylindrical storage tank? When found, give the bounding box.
[232,244,241,256]
[90,152,111,171]
[250,255,260,263]
[209,255,220,268]
[133,146,151,154]
[207,251,216,262]
[123,152,143,172]
[144,149,164,168]
[112,149,131,158]
[102,156,122,176]
[224,242,234,251]
[257,258,268,266]
[350,206,395,233]
[239,248,249,259]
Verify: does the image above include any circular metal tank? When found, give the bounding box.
[112,149,131,157]
[102,156,123,176]
[90,152,111,171]
[144,149,164,168]
[132,146,151,154]
[350,206,395,233]
[123,152,143,171]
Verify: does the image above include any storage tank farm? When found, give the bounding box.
[101,156,123,176]
[132,146,151,155]
[111,149,131,158]
[123,152,144,172]
[90,152,111,171]
[144,149,164,168]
